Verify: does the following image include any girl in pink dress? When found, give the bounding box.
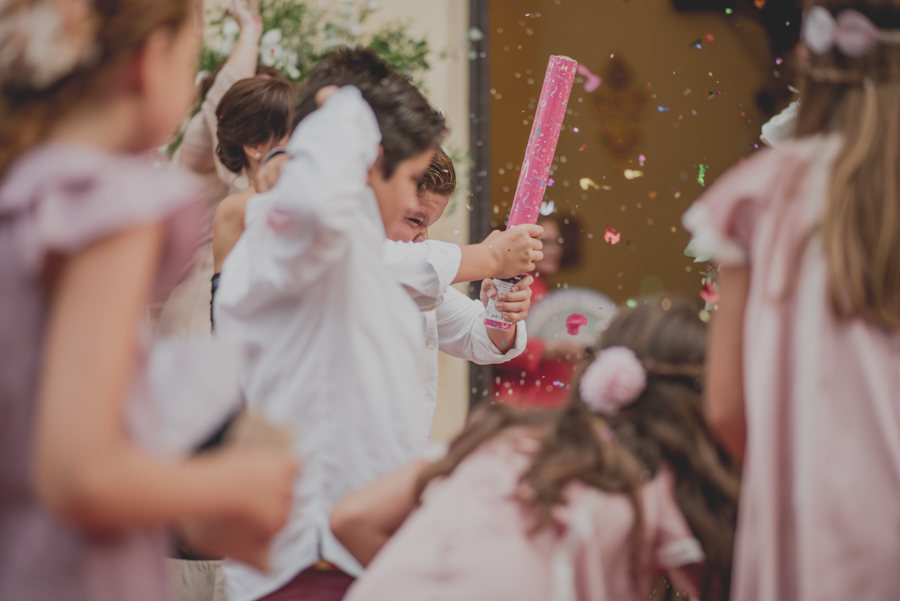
[0,2,295,600]
[683,3,900,599]
[331,299,739,601]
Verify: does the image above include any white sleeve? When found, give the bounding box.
[436,287,527,363]
[242,86,381,295]
[383,239,462,311]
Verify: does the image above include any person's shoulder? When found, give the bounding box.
[215,189,253,225]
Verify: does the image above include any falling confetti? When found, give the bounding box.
[700,281,720,304]
[579,144,588,151]
[623,169,644,180]
[725,7,733,14]
[576,64,602,93]
[580,177,600,191]
[540,200,556,216]
[639,153,647,165]
[657,106,670,112]
[547,178,555,187]
[565,313,588,335]
[696,164,709,187]
[705,33,715,42]
[754,0,766,8]
[604,226,621,245]
[552,380,566,388]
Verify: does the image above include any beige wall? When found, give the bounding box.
[366,0,472,442]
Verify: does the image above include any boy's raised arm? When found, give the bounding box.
[244,86,382,294]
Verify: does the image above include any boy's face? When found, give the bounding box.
[388,191,451,243]
[368,148,435,234]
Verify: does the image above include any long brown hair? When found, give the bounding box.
[215,75,298,174]
[794,0,900,328]
[0,0,195,177]
[417,299,739,600]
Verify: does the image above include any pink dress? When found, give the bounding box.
[0,143,205,601]
[684,135,900,601]
[344,429,704,601]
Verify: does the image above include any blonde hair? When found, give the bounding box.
[795,0,900,328]
[0,0,194,177]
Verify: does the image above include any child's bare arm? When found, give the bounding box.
[330,459,430,566]
[33,225,296,540]
[705,265,749,461]
[455,225,544,283]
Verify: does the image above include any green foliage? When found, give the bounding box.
[201,0,432,87]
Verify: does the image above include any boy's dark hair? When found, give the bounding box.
[418,146,456,197]
[293,47,446,177]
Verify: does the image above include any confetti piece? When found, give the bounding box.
[754,0,765,8]
[639,153,646,165]
[547,178,555,187]
[565,313,588,335]
[657,106,670,112]
[775,57,783,65]
[552,380,566,388]
[580,177,600,191]
[626,299,637,308]
[604,226,621,245]
[648,191,657,199]
[705,33,715,42]
[540,200,556,216]
[579,144,588,151]
[576,64,602,93]
[700,281,719,304]
[696,164,709,187]
[623,169,644,180]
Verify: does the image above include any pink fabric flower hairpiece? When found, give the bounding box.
[578,346,647,415]
[802,7,884,57]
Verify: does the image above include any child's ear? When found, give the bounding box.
[366,146,386,187]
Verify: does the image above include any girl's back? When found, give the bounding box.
[344,427,702,601]
[687,131,900,601]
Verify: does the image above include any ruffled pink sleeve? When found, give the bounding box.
[0,144,207,296]
[682,148,799,266]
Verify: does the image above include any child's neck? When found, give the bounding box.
[50,95,144,155]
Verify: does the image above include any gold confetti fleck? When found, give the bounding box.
[579,177,600,191]
[623,169,644,180]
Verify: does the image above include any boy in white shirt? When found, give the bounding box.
[213,49,506,601]
[383,147,534,431]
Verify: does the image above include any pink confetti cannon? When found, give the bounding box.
[485,55,578,331]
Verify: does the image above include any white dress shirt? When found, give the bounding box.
[383,240,527,431]
[214,87,426,601]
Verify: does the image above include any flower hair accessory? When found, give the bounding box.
[578,346,647,415]
[0,0,97,89]
[802,6,900,58]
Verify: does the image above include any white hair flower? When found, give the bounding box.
[0,0,97,89]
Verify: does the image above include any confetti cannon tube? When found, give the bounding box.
[484,55,577,331]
